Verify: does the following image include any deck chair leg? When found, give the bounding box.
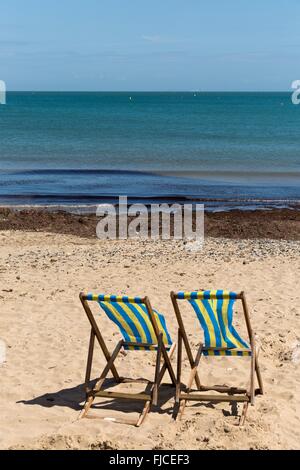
[153,334,163,406]
[176,329,183,402]
[177,344,203,421]
[250,347,255,405]
[79,395,94,419]
[84,329,95,393]
[178,396,187,420]
[237,347,256,425]
[255,355,264,395]
[79,330,96,419]
[136,400,151,427]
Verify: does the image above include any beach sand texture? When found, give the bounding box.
[0,230,300,449]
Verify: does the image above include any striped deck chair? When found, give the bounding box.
[79,293,176,426]
[171,290,263,424]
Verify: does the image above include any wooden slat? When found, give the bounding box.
[197,385,247,394]
[179,393,249,402]
[123,341,158,348]
[94,391,151,401]
[202,347,251,353]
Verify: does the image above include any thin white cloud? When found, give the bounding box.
[142,35,164,43]
[141,35,185,45]
[0,40,30,46]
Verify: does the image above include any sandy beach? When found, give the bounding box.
[0,210,300,450]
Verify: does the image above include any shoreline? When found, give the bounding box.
[0,206,299,240]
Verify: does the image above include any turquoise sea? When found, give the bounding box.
[0,92,299,210]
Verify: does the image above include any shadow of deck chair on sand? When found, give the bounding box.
[79,293,176,426]
[171,289,264,425]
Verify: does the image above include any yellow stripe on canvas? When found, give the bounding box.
[221,297,245,349]
[206,297,227,348]
[103,302,136,350]
[194,299,216,347]
[120,303,148,345]
[132,303,157,344]
[153,311,169,345]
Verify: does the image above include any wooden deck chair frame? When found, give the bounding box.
[79,293,176,426]
[171,290,264,425]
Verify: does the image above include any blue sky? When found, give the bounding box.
[0,0,299,91]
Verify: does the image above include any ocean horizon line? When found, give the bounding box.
[5,90,292,94]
